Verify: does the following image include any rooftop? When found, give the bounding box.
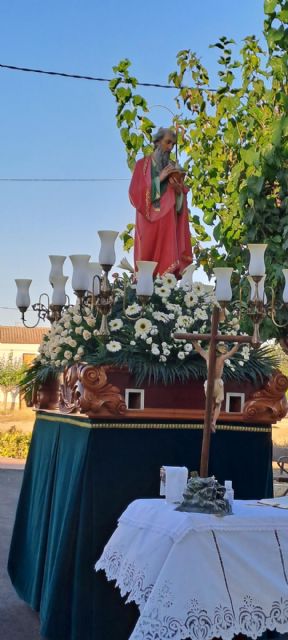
[0,326,48,344]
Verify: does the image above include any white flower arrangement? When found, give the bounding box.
[29,270,277,387]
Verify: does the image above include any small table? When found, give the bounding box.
[96,499,288,640]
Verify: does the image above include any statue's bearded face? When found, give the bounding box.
[154,133,175,171]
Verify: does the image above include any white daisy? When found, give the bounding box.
[106,341,122,352]
[134,318,152,335]
[192,282,206,296]
[162,273,177,289]
[184,292,198,308]
[126,303,142,316]
[154,285,171,298]
[109,318,124,331]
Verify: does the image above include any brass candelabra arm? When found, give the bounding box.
[265,286,288,329]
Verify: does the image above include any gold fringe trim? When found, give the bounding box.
[37,413,271,433]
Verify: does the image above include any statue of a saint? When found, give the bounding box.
[129,127,193,277]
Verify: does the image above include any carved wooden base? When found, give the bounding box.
[59,364,126,418]
[34,364,288,424]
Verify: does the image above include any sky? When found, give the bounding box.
[0,0,265,326]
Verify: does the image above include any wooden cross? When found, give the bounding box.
[174,305,253,478]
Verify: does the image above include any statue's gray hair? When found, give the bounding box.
[152,127,176,148]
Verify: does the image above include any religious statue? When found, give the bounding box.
[129,127,193,277]
[192,341,240,432]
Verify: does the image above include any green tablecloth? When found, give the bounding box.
[8,412,273,640]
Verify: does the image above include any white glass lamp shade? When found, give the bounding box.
[136,261,158,297]
[98,230,118,266]
[69,255,91,292]
[49,255,66,285]
[87,262,102,294]
[15,279,32,310]
[282,269,288,303]
[214,268,233,302]
[179,264,197,289]
[248,244,267,276]
[51,275,68,306]
[248,275,266,303]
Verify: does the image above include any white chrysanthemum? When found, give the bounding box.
[74,354,81,361]
[154,285,171,298]
[176,315,193,328]
[64,321,70,329]
[150,327,158,336]
[61,359,68,366]
[55,360,61,367]
[184,292,198,308]
[152,311,170,323]
[163,348,170,356]
[194,308,208,321]
[159,355,167,362]
[106,340,122,352]
[134,318,152,335]
[109,318,124,331]
[75,326,83,335]
[73,314,82,325]
[64,350,73,360]
[77,346,85,354]
[166,303,182,315]
[68,339,77,348]
[83,330,92,341]
[130,340,136,346]
[184,343,193,353]
[239,360,245,366]
[126,303,142,316]
[177,351,186,360]
[162,273,177,289]
[146,337,152,344]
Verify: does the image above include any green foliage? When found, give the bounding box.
[109,1,288,337]
[0,426,31,459]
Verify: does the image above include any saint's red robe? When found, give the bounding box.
[129,156,193,277]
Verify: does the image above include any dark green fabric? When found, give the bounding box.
[8,414,273,640]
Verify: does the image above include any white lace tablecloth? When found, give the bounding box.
[95,499,288,640]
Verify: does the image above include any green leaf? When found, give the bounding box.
[264,0,278,15]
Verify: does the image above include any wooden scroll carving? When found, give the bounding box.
[243,371,288,422]
[33,376,60,410]
[59,364,127,418]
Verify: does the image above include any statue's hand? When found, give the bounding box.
[159,164,175,182]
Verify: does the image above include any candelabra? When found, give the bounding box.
[15,231,157,334]
[175,243,288,478]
